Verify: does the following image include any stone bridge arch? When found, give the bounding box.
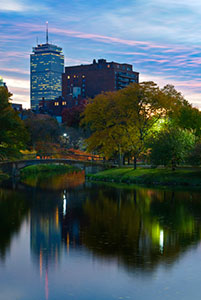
[0,159,109,177]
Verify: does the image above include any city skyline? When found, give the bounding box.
[1,0,201,108]
[30,40,64,109]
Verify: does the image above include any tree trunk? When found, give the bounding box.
[118,145,124,167]
[128,157,130,165]
[134,157,137,170]
[171,159,176,171]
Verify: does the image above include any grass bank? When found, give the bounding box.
[86,167,201,187]
[0,171,9,182]
[20,164,80,179]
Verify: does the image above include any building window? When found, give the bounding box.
[54,102,59,106]
[67,75,70,79]
[62,101,66,105]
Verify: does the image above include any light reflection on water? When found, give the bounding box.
[1,173,201,299]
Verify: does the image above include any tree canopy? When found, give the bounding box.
[0,87,28,159]
[25,114,60,155]
[149,127,195,169]
[82,82,183,168]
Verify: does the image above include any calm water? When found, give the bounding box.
[1,172,201,299]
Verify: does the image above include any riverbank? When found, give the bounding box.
[0,171,9,182]
[86,167,201,187]
[20,164,80,179]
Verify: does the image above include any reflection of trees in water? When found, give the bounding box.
[2,178,201,276]
[81,186,201,273]
[0,189,29,260]
[22,170,85,190]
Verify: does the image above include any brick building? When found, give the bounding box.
[62,59,139,105]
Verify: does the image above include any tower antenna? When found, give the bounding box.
[46,21,48,44]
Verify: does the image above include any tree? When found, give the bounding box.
[25,114,60,147]
[82,82,181,168]
[25,114,61,157]
[149,127,195,170]
[0,87,29,159]
[187,142,201,165]
[171,103,201,137]
[62,101,86,128]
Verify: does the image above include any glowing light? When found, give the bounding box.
[55,207,59,228]
[160,230,164,253]
[63,197,66,216]
[67,233,70,254]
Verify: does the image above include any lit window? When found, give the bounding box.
[67,76,70,79]
[62,101,66,105]
[107,64,110,68]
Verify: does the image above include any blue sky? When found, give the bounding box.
[1,0,201,108]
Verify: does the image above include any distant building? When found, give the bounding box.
[12,103,22,111]
[62,59,139,105]
[0,76,7,88]
[30,23,64,109]
[38,96,67,123]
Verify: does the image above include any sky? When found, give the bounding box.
[1,0,201,108]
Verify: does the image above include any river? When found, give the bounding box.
[1,171,201,299]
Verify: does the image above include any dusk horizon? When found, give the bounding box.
[1,0,201,108]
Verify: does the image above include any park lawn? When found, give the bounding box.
[86,167,201,186]
[20,164,80,179]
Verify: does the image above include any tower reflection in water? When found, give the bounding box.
[29,171,85,299]
[29,175,201,299]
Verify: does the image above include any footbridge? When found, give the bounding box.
[0,158,111,177]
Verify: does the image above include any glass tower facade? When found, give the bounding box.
[30,43,64,109]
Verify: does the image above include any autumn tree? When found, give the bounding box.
[62,101,86,128]
[82,82,181,168]
[0,87,29,159]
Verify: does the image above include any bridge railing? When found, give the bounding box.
[19,152,105,162]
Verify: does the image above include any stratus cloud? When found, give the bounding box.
[0,67,29,75]
[4,76,30,107]
[5,77,29,90]
[0,0,24,12]
[0,0,47,13]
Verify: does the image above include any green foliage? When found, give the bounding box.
[188,142,201,165]
[82,82,184,167]
[0,87,29,160]
[149,127,195,168]
[170,102,201,137]
[25,114,60,151]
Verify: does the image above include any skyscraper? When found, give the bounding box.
[30,23,64,109]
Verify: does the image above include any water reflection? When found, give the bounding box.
[0,189,29,260]
[81,187,201,273]
[22,170,85,190]
[1,174,201,299]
